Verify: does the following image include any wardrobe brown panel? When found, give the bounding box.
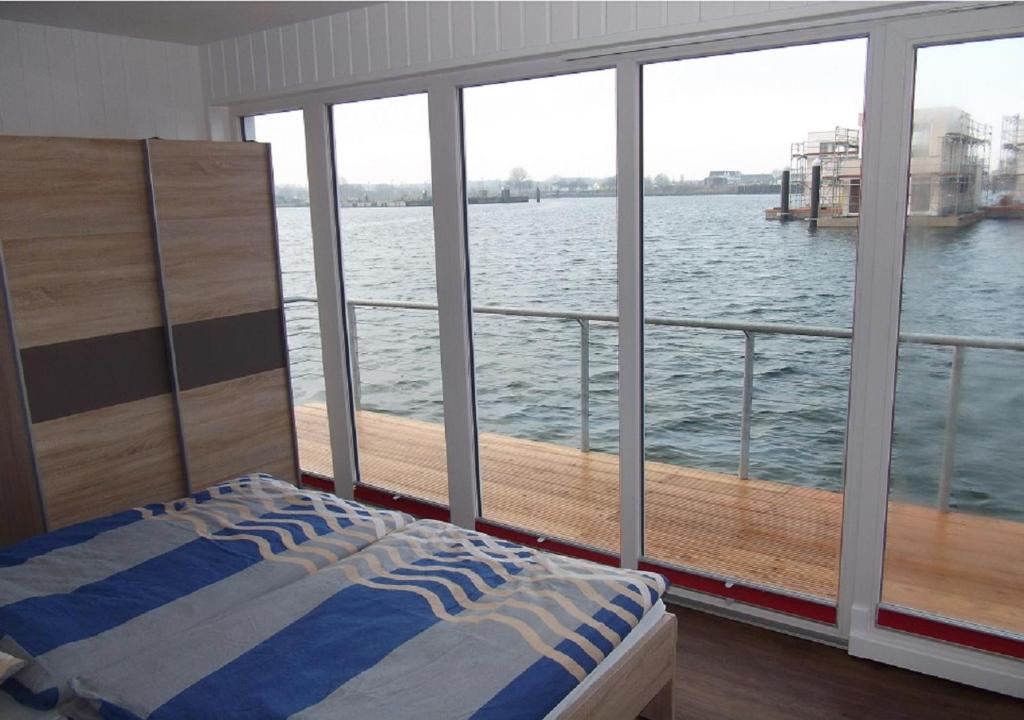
[32,395,184,529]
[3,233,163,349]
[0,137,150,242]
[0,247,44,546]
[179,370,297,490]
[157,215,282,324]
[147,141,280,325]
[148,139,298,487]
[146,142,274,221]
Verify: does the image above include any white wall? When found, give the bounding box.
[0,19,207,140]
[201,0,887,106]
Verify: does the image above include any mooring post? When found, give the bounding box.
[780,169,791,221]
[809,162,822,230]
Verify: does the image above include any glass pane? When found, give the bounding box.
[463,70,618,551]
[331,94,447,505]
[642,39,868,603]
[883,36,1024,635]
[248,111,327,477]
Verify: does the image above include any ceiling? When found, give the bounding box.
[0,2,378,45]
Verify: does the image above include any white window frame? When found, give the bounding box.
[841,6,1024,696]
[230,2,1024,697]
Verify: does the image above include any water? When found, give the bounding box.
[276,195,1024,520]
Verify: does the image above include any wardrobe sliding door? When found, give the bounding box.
[244,111,327,479]
[147,139,298,490]
[0,137,185,527]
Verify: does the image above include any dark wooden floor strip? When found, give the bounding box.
[669,605,1023,720]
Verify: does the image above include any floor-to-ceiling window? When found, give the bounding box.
[881,35,1024,638]
[330,93,448,506]
[640,39,868,608]
[462,70,619,552]
[245,111,326,476]
[256,3,1024,692]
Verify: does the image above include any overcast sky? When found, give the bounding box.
[254,36,1022,187]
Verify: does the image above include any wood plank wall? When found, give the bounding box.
[200,2,831,106]
[0,19,206,141]
[0,136,297,537]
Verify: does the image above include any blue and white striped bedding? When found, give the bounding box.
[70,519,667,720]
[0,475,409,714]
[1,476,668,719]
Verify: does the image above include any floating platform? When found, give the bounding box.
[468,195,530,205]
[766,205,1022,228]
[984,203,1024,219]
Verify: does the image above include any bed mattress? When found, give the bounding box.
[543,599,668,719]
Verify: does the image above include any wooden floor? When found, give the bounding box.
[295,404,1024,635]
[669,605,1024,719]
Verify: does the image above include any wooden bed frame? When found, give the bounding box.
[558,613,677,720]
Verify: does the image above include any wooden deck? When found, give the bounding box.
[295,404,1024,635]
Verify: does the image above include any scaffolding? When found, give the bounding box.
[789,127,861,215]
[995,114,1023,203]
[941,114,990,215]
[909,109,991,216]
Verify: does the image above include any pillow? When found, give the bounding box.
[0,650,24,683]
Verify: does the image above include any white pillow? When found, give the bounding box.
[0,650,25,683]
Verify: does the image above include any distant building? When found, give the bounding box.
[787,109,992,220]
[705,170,742,186]
[739,173,777,186]
[908,107,991,216]
[790,127,862,216]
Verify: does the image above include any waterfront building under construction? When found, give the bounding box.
[769,107,998,226]
[995,113,1024,204]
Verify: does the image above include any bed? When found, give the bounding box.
[0,475,675,719]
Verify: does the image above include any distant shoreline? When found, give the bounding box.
[277,189,780,210]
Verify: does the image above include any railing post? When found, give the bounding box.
[739,331,755,479]
[938,345,965,512]
[346,302,361,410]
[579,319,590,452]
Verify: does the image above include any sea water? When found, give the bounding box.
[277,195,1023,520]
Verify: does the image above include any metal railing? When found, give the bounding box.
[284,295,1024,510]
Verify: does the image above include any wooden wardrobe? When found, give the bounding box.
[0,136,299,545]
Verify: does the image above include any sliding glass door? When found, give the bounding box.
[881,35,1024,639]
[331,94,448,506]
[462,70,619,552]
[244,111,326,477]
[640,39,868,609]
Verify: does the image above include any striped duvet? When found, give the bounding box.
[71,519,667,719]
[1,476,667,719]
[0,475,409,713]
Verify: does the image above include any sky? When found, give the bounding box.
[253,36,1023,187]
